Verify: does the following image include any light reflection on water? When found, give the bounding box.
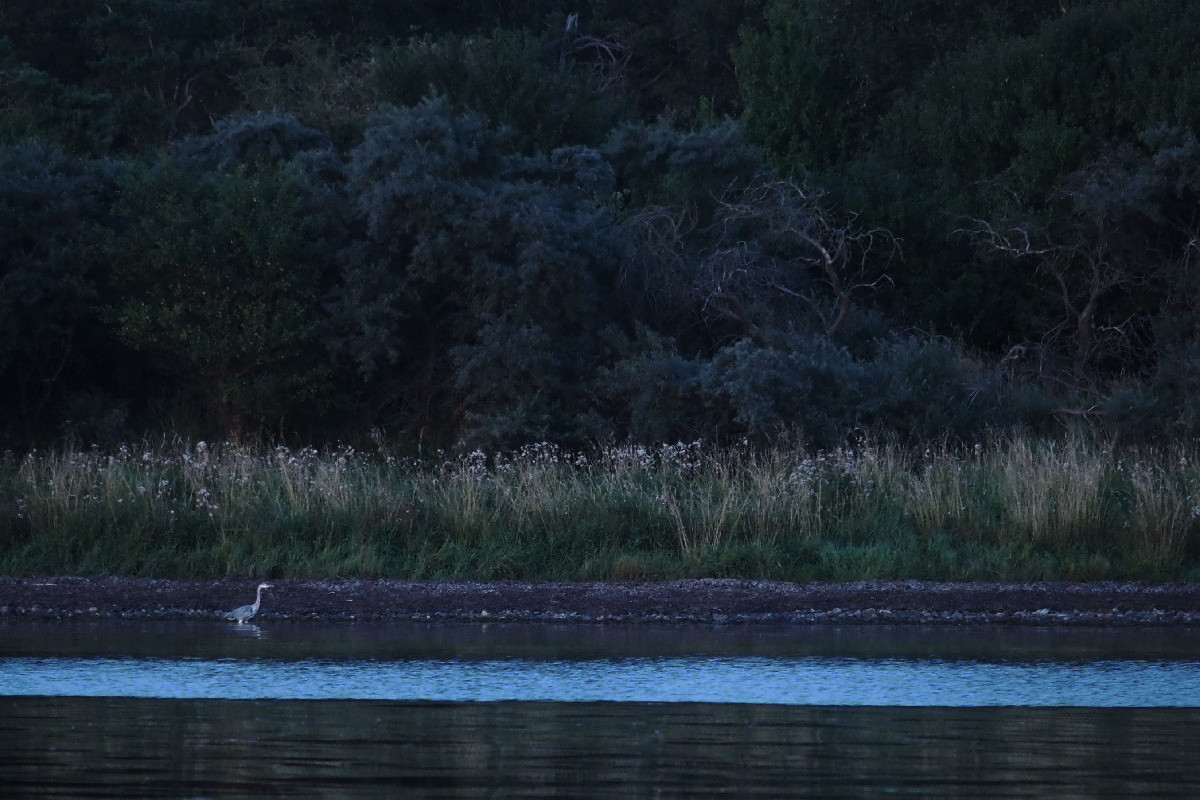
[5,654,1200,705]
[4,621,1200,798]
[6,619,1200,663]
[5,697,1200,799]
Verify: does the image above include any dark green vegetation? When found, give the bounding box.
[4,0,1200,452]
[3,439,1198,580]
[4,3,1200,582]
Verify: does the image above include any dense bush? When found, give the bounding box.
[102,157,332,431]
[375,28,631,154]
[3,1,1200,451]
[0,56,117,155]
[330,100,629,446]
[856,0,1200,344]
[735,0,1063,173]
[0,143,122,441]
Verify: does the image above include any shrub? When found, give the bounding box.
[332,99,628,446]
[375,28,630,153]
[0,142,122,442]
[102,160,331,431]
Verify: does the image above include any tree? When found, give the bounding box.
[844,0,1200,347]
[972,126,1200,397]
[230,36,377,150]
[331,99,628,446]
[0,142,121,441]
[374,27,631,154]
[606,121,892,348]
[0,46,117,155]
[624,177,893,346]
[736,0,1063,173]
[591,0,767,118]
[103,159,330,431]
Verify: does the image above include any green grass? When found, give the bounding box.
[2,436,1199,580]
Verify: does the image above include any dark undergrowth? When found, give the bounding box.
[3,437,1199,581]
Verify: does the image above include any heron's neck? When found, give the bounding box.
[253,586,264,609]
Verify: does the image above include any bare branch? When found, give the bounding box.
[711,176,894,337]
[619,174,894,341]
[546,20,631,93]
[961,218,1062,258]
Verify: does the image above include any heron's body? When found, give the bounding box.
[225,583,272,624]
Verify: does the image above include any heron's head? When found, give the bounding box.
[258,582,274,590]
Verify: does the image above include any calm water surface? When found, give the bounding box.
[3,621,1200,798]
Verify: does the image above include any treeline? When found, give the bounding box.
[5,0,1200,449]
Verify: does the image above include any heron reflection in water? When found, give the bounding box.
[225,582,273,624]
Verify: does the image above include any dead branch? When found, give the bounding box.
[620,176,894,340]
[148,71,205,133]
[713,177,894,337]
[546,18,631,93]
[969,218,1130,373]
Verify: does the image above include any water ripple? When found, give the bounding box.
[4,655,1200,705]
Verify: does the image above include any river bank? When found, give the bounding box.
[6,439,1200,584]
[2,576,1199,626]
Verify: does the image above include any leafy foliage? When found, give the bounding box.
[330,99,627,446]
[230,36,376,150]
[0,53,117,155]
[103,159,330,430]
[736,0,1063,172]
[878,0,1200,202]
[5,0,1200,449]
[831,0,1200,348]
[375,28,630,153]
[591,0,767,118]
[973,126,1200,404]
[0,143,121,439]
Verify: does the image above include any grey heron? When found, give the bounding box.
[225,582,273,624]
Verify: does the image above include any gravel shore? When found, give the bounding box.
[2,576,1199,626]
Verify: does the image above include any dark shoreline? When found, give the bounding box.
[2,576,1199,626]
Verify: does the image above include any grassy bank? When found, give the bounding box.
[2,437,1198,581]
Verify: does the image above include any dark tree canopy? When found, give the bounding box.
[4,0,1200,448]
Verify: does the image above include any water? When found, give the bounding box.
[7,697,1200,799]
[6,655,1200,705]
[4,621,1200,798]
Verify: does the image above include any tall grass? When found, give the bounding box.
[2,436,1198,580]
